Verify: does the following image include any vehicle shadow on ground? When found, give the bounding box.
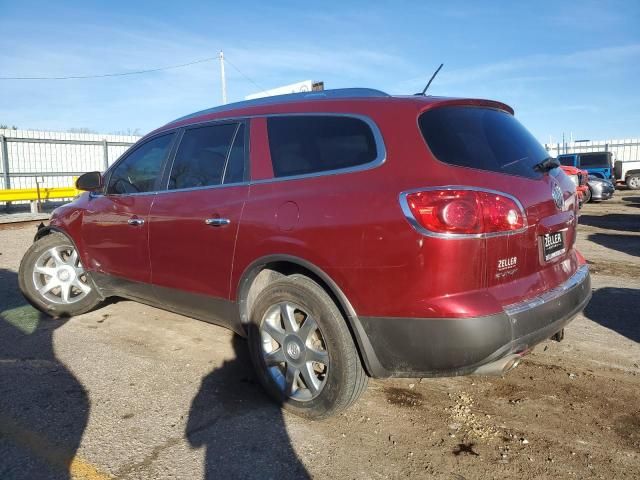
[620,195,640,208]
[0,268,89,480]
[185,331,310,480]
[579,214,640,233]
[583,287,640,343]
[588,233,640,257]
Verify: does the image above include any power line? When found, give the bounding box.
[0,56,217,80]
[222,56,267,94]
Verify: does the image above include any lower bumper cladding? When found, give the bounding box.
[359,265,592,378]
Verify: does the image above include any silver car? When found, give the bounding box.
[587,177,615,202]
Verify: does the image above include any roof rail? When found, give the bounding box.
[171,88,390,123]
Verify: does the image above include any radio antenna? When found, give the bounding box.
[417,63,444,96]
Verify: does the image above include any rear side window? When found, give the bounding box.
[579,153,610,168]
[169,123,242,190]
[267,115,377,178]
[558,155,575,166]
[419,107,549,179]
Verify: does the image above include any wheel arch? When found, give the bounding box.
[34,224,71,243]
[236,254,387,377]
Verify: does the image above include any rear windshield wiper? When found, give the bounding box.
[534,157,560,172]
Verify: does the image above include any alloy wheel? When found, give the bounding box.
[259,301,329,401]
[32,246,92,304]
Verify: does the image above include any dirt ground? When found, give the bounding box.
[0,193,638,480]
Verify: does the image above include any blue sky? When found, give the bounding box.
[1,0,639,142]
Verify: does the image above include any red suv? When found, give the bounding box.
[19,89,591,419]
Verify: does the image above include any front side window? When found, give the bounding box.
[107,134,174,194]
[267,115,378,178]
[169,123,241,190]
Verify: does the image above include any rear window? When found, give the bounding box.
[579,153,610,168]
[267,115,378,178]
[419,106,548,179]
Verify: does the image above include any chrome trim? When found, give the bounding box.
[504,264,589,316]
[127,218,145,226]
[168,113,385,187]
[152,180,249,195]
[398,185,529,239]
[205,218,231,226]
[106,113,386,195]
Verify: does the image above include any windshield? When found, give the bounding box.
[419,106,549,179]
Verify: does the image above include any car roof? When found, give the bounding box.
[151,88,514,136]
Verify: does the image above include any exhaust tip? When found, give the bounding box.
[472,354,522,376]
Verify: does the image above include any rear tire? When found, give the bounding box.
[626,175,640,190]
[18,233,102,317]
[583,187,592,204]
[247,274,368,419]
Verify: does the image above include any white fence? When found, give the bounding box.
[0,128,141,191]
[544,138,640,162]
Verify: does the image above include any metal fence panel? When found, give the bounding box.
[0,128,140,192]
[545,138,640,163]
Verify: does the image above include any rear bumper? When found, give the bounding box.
[358,265,591,378]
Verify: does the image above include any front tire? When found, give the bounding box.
[247,275,368,419]
[19,233,102,317]
[583,187,592,203]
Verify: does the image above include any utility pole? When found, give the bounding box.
[219,50,227,104]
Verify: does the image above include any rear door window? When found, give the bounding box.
[169,123,243,190]
[267,115,378,178]
[419,107,549,179]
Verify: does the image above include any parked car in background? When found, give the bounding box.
[560,165,589,206]
[557,152,613,181]
[18,88,591,419]
[586,177,615,202]
[613,159,640,190]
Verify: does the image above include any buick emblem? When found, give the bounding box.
[551,182,564,210]
[286,342,301,360]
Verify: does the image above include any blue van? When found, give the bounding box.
[557,152,613,180]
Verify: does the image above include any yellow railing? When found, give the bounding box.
[0,186,80,203]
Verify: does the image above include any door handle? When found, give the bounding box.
[127,217,145,226]
[205,218,231,227]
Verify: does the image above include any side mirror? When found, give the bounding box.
[76,171,103,191]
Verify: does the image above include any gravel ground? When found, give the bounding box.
[0,193,638,480]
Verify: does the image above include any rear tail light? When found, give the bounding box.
[401,188,525,236]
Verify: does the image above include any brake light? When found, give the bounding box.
[403,189,525,235]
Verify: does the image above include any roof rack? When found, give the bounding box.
[172,88,390,123]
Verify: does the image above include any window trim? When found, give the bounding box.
[159,112,386,185]
[95,112,386,197]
